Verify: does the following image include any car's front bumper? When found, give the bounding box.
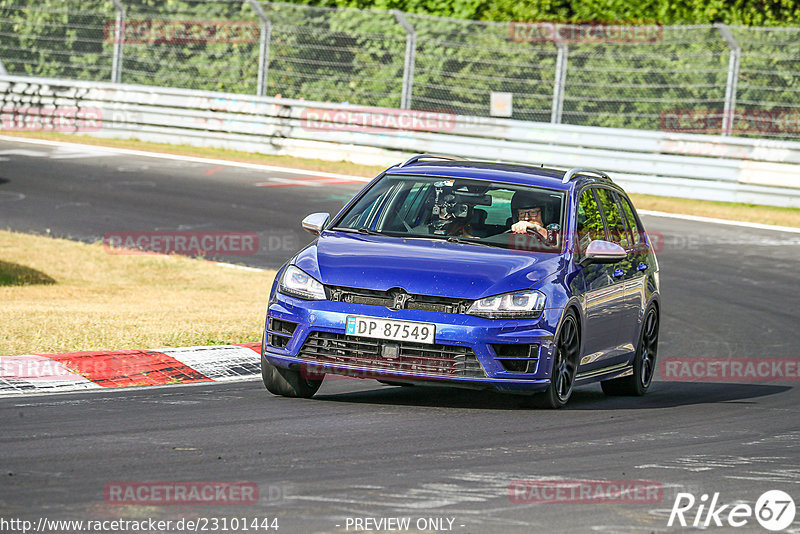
[263,293,564,393]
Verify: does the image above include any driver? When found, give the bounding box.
[510,190,548,239]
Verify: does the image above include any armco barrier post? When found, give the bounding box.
[245,0,271,97]
[715,23,740,137]
[109,0,125,83]
[551,42,568,124]
[392,10,416,110]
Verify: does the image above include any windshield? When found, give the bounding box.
[331,174,566,252]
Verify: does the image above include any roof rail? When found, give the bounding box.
[561,167,611,184]
[398,154,466,167]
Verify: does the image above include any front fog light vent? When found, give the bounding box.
[268,317,298,349]
[269,318,298,335]
[492,344,540,374]
[268,334,290,349]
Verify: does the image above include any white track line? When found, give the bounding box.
[209,261,267,273]
[638,210,800,234]
[0,134,374,182]
[2,134,798,234]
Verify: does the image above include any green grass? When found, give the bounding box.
[0,230,275,356]
[0,260,57,286]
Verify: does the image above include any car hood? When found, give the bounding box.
[294,232,564,300]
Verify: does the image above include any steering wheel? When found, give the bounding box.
[502,228,547,243]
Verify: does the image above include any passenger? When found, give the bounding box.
[434,204,474,237]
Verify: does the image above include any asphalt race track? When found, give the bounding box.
[1,137,799,533]
[0,138,366,269]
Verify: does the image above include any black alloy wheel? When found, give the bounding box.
[532,310,580,409]
[601,306,659,396]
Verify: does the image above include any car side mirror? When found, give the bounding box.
[301,212,329,236]
[580,240,627,266]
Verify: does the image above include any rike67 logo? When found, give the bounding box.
[668,489,796,531]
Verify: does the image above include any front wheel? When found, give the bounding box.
[261,353,322,398]
[601,306,659,396]
[531,310,580,409]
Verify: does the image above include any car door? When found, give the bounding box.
[595,188,638,357]
[616,193,651,350]
[575,187,627,372]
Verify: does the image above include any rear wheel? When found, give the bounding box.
[601,306,659,396]
[532,310,580,409]
[261,353,322,398]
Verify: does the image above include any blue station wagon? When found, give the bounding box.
[261,155,660,408]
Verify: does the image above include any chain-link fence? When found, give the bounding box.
[1,0,799,140]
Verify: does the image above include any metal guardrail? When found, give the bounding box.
[2,3,800,141]
[1,75,799,208]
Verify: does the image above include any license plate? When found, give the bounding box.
[345,316,436,344]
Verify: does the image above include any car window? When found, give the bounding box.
[617,194,642,246]
[397,182,430,222]
[379,181,434,231]
[595,188,631,248]
[576,188,605,252]
[483,189,513,225]
[338,182,390,229]
[332,174,566,252]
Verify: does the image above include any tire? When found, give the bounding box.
[531,309,580,409]
[261,352,322,398]
[601,306,659,396]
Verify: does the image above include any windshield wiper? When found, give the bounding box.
[333,228,500,247]
[357,227,384,235]
[330,227,384,235]
[331,227,379,234]
[445,236,496,247]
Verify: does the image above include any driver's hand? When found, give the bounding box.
[511,221,542,234]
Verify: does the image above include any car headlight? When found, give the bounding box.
[278,265,326,300]
[467,290,546,319]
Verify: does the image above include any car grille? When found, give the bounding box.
[327,285,471,314]
[296,331,486,378]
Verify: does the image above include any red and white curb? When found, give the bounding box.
[0,343,261,396]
